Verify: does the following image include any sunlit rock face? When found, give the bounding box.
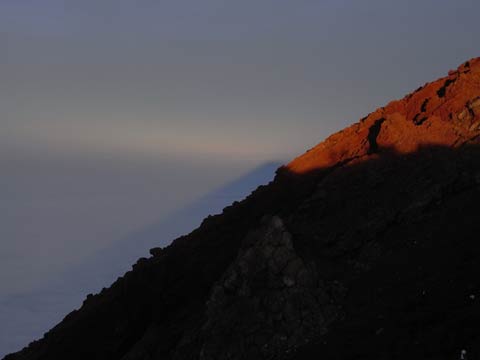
[6,58,480,360]
[286,59,480,175]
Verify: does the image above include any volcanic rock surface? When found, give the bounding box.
[5,58,480,360]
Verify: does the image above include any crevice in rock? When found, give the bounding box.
[413,115,428,126]
[367,118,385,154]
[437,78,455,98]
[420,98,430,113]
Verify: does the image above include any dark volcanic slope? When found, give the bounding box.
[6,58,480,360]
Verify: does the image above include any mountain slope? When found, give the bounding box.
[0,162,280,359]
[5,58,480,360]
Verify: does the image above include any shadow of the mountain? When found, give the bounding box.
[0,161,281,359]
[82,161,283,287]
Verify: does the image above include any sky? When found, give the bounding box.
[1,0,479,356]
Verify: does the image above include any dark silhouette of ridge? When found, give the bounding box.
[0,162,281,358]
[5,58,480,360]
[68,161,283,290]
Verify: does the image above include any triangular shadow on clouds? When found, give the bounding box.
[0,161,281,358]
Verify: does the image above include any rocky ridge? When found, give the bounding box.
[5,58,480,360]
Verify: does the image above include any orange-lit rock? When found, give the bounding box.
[287,57,480,174]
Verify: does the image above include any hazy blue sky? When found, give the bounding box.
[1,0,479,356]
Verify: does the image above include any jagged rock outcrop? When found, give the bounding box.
[196,216,337,360]
[286,59,480,175]
[5,58,480,360]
